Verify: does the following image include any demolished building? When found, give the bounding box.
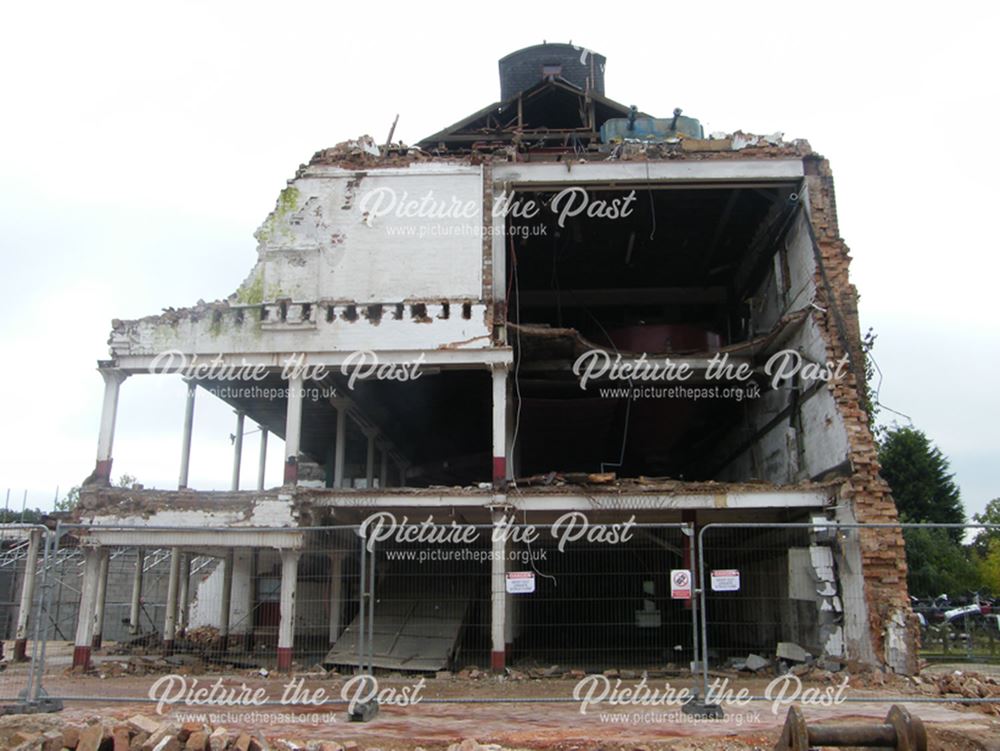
[68,43,917,676]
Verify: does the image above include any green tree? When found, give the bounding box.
[54,486,80,512]
[974,538,1000,597]
[972,498,1000,554]
[878,425,965,540]
[903,526,981,597]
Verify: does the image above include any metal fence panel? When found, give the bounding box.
[0,524,50,706]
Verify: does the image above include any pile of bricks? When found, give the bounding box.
[6,715,350,751]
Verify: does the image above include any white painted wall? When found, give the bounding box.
[253,165,485,303]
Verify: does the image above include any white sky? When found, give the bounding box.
[0,1,997,518]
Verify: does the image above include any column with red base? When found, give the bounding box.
[94,367,128,485]
[491,365,509,488]
[13,530,41,661]
[72,548,102,668]
[91,548,109,649]
[277,549,301,672]
[491,509,508,672]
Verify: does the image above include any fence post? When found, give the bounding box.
[357,528,367,675]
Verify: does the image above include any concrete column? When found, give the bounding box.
[504,544,517,660]
[13,529,41,661]
[178,553,191,636]
[178,381,197,489]
[505,370,517,481]
[378,445,388,489]
[228,548,254,651]
[163,548,181,656]
[73,548,102,668]
[365,432,376,488]
[91,548,110,649]
[284,375,304,484]
[94,368,128,485]
[128,549,144,636]
[491,365,508,487]
[231,411,245,491]
[333,407,347,488]
[219,550,234,650]
[257,428,268,490]
[490,510,508,672]
[277,550,301,671]
[328,551,344,645]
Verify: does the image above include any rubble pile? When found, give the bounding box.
[915,670,1000,715]
[185,627,222,647]
[2,715,523,751]
[7,715,356,751]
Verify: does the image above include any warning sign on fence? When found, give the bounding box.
[670,569,692,599]
[506,571,536,594]
[711,569,741,592]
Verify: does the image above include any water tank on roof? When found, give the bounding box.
[499,43,606,101]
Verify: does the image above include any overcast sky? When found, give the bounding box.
[0,1,996,518]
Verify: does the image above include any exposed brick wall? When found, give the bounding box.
[804,156,919,673]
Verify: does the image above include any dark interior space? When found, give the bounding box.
[505,184,799,481]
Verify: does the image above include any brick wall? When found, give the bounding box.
[804,156,919,674]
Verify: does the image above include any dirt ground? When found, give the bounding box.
[2,644,1000,749]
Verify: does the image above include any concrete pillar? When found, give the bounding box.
[277,550,301,671]
[505,370,517,481]
[378,445,388,488]
[490,510,508,672]
[91,548,110,649]
[128,549,144,636]
[219,550,234,649]
[504,544,517,660]
[73,548,102,668]
[13,529,41,661]
[365,432,376,488]
[163,548,181,656]
[178,381,197,489]
[178,553,191,636]
[284,375,304,484]
[333,407,346,488]
[95,368,128,485]
[228,548,254,651]
[491,365,508,488]
[231,411,245,491]
[257,428,268,490]
[328,551,344,645]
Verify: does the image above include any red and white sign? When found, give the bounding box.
[506,571,536,594]
[711,569,741,592]
[670,569,692,599]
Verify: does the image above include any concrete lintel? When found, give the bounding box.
[301,163,485,179]
[311,489,833,510]
[492,159,805,186]
[81,530,306,549]
[114,348,513,373]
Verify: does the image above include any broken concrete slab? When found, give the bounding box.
[776,641,811,662]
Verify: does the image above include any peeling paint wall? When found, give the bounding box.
[251,165,485,303]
